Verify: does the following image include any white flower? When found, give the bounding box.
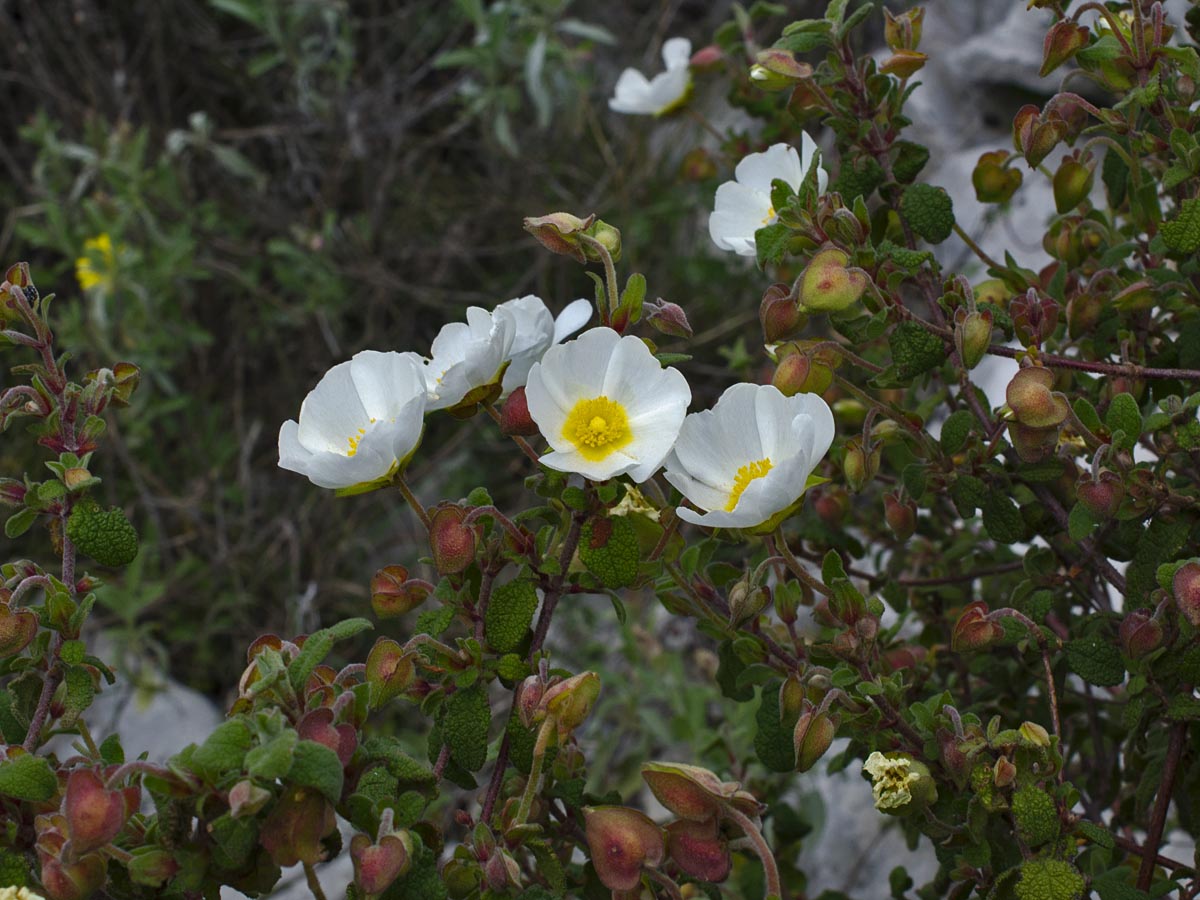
[663,383,834,529]
[609,37,693,116]
[279,351,427,492]
[0,889,46,900]
[497,295,592,395]
[525,327,691,482]
[708,139,828,257]
[424,306,517,410]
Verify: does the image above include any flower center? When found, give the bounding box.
[725,458,774,511]
[563,396,632,461]
[346,418,377,457]
[761,205,777,226]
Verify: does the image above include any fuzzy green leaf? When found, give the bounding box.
[578,515,639,589]
[484,579,539,654]
[0,753,57,801]
[900,183,955,244]
[443,683,491,772]
[1065,637,1125,687]
[288,739,344,802]
[889,321,945,381]
[1161,198,1200,254]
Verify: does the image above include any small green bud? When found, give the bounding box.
[1052,154,1096,213]
[842,437,880,493]
[953,308,993,369]
[582,219,622,263]
[972,151,1023,204]
[1006,367,1068,429]
[797,247,869,313]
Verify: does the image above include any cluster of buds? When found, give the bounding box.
[516,667,601,742]
[1006,364,1067,462]
[779,675,838,772]
[772,341,837,397]
[33,768,140,899]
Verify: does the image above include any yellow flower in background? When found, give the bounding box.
[0,888,46,900]
[75,233,118,292]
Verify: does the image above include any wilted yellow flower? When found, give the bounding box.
[610,484,660,522]
[75,233,118,292]
[863,751,934,811]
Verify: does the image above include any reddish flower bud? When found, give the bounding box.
[681,147,718,181]
[793,705,836,773]
[1007,367,1068,429]
[483,850,520,892]
[812,486,848,527]
[583,806,665,891]
[260,788,337,867]
[641,762,759,822]
[666,817,731,883]
[760,283,806,344]
[0,478,27,506]
[772,350,832,397]
[516,674,544,729]
[1076,471,1124,520]
[645,298,693,339]
[1010,289,1060,347]
[40,854,106,900]
[365,637,415,707]
[1119,609,1164,659]
[1008,422,1059,463]
[370,564,430,618]
[428,504,479,575]
[351,830,413,895]
[229,779,272,818]
[0,604,38,658]
[297,708,357,767]
[1014,106,1067,169]
[797,247,869,314]
[499,387,539,437]
[1173,563,1200,628]
[1040,20,1090,77]
[951,601,1004,653]
[936,729,969,782]
[690,44,723,69]
[883,492,917,541]
[522,213,596,264]
[63,769,135,856]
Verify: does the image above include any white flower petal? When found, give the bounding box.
[296,360,369,452]
[734,143,802,195]
[552,298,593,344]
[349,350,427,420]
[609,37,692,115]
[661,37,692,69]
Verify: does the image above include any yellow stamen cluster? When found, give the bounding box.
[563,396,632,461]
[761,205,777,226]
[725,458,773,511]
[346,418,376,457]
[863,751,920,810]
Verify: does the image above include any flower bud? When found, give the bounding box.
[483,850,520,891]
[842,437,880,493]
[937,729,969,783]
[516,674,544,728]
[1006,367,1068,429]
[0,478,27,506]
[543,671,601,737]
[260,788,337,867]
[365,637,416,707]
[1052,155,1095,214]
[749,63,797,92]
[681,147,718,181]
[1040,20,1090,77]
[666,817,731,883]
[499,387,539,437]
[760,283,806,343]
[229,779,272,818]
[39,855,106,900]
[1119,609,1164,659]
[972,151,1023,204]
[127,846,180,888]
[63,768,136,855]
[1010,289,1060,347]
[813,486,848,527]
[583,220,622,263]
[951,601,1004,652]
[992,756,1017,788]
[884,6,924,50]
[1076,471,1124,520]
[1066,292,1103,338]
[1019,721,1051,748]
[644,298,693,339]
[880,50,928,78]
[428,504,478,575]
[728,580,769,627]
[109,362,141,407]
[351,830,413,895]
[1173,563,1200,628]
[690,45,723,69]
[883,492,917,541]
[583,807,664,891]
[797,247,869,313]
[772,349,832,397]
[522,213,595,264]
[0,604,38,658]
[371,564,430,618]
[953,307,993,370]
[641,762,759,822]
[1014,106,1067,169]
[298,707,357,766]
[1008,421,1059,463]
[793,705,836,772]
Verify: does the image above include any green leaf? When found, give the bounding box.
[1075,820,1115,849]
[4,508,37,539]
[1068,502,1099,541]
[578,516,639,589]
[443,683,491,772]
[1105,393,1142,451]
[288,739,344,802]
[716,640,755,702]
[192,719,253,781]
[0,752,57,801]
[484,579,539,654]
[892,141,930,184]
[210,813,257,870]
[900,184,955,244]
[1161,198,1200,254]
[888,321,945,381]
[246,730,299,781]
[940,410,975,455]
[0,690,28,744]
[755,222,792,266]
[832,157,885,202]
[359,736,437,792]
[754,682,798,773]
[1065,637,1125,687]
[288,631,334,692]
[1014,859,1085,900]
[1011,785,1059,846]
[1073,397,1103,435]
[59,665,95,728]
[982,493,1027,544]
[1128,517,1193,604]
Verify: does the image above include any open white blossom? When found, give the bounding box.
[609,37,693,116]
[497,295,592,395]
[424,306,517,410]
[278,351,427,492]
[708,139,827,257]
[663,383,834,529]
[524,327,690,482]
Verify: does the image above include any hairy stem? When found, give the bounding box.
[724,804,784,900]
